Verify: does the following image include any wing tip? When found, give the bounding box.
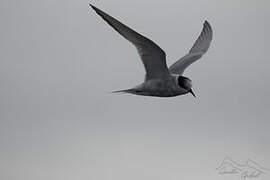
[203,20,213,39]
[203,20,211,29]
[89,3,94,8]
[204,20,212,31]
[204,20,209,25]
[89,3,99,12]
[89,3,107,21]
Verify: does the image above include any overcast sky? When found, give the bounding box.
[0,0,269,180]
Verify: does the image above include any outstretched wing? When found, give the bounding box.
[90,4,170,81]
[169,21,213,75]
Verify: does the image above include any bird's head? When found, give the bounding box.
[177,76,196,98]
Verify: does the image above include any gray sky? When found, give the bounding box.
[0,0,269,180]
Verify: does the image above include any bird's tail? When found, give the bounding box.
[110,88,138,94]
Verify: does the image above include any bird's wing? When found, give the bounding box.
[90,4,170,81]
[169,21,213,75]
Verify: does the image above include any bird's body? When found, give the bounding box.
[89,4,213,98]
[116,75,188,97]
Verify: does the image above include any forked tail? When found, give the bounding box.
[111,88,139,94]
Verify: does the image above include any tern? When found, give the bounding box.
[90,4,213,97]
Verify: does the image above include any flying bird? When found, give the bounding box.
[89,4,213,97]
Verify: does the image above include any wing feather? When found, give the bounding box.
[90,4,170,80]
[169,21,213,75]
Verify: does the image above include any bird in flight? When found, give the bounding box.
[89,4,213,97]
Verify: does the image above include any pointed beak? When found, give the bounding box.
[189,88,196,98]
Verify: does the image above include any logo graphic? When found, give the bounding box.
[216,157,269,180]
